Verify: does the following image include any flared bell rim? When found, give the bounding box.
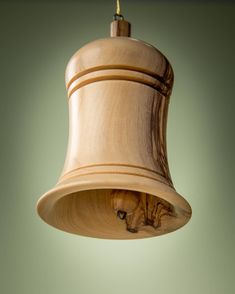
[37,173,192,239]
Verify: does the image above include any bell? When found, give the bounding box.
[37,16,192,239]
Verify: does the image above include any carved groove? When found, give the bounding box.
[60,170,173,187]
[68,75,168,98]
[66,65,171,90]
[62,163,165,179]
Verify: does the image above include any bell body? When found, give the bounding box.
[37,37,191,239]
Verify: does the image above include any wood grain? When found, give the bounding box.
[111,190,176,233]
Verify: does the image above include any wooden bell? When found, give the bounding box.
[37,19,192,239]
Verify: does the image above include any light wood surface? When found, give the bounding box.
[37,36,191,239]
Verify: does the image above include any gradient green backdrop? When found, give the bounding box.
[0,1,234,293]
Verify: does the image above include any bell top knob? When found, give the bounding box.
[110,19,131,37]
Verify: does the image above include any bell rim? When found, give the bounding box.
[37,173,192,239]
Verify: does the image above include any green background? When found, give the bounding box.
[0,1,234,293]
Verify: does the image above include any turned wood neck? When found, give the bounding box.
[110,20,131,37]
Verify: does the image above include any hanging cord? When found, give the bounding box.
[116,0,121,15]
[113,0,124,20]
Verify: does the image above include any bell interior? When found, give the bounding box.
[49,188,178,239]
